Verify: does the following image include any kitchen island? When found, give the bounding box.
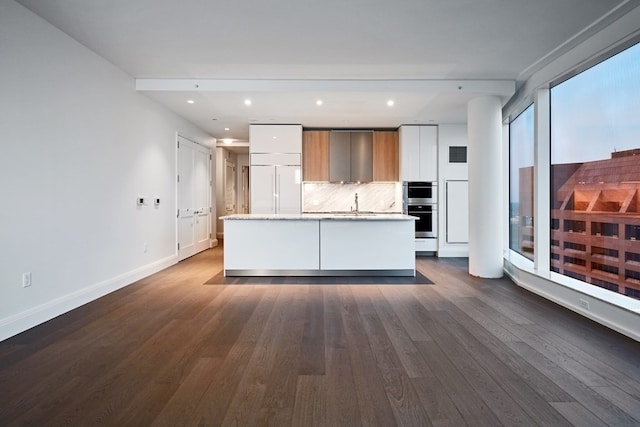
[220,213,417,276]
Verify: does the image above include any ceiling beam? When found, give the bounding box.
[136,78,515,97]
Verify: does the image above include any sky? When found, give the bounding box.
[551,41,640,164]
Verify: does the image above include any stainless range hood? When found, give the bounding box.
[329,130,373,182]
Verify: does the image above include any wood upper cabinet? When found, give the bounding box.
[302,130,330,181]
[373,131,399,181]
[303,129,398,182]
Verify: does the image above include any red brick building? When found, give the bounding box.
[550,149,640,300]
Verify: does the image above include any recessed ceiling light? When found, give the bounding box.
[387,100,394,107]
[244,99,252,106]
[272,136,277,139]
[316,99,323,106]
[224,127,230,131]
[187,100,195,104]
[223,138,233,145]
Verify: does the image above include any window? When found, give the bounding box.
[550,40,640,301]
[564,242,586,252]
[509,104,535,260]
[592,247,618,259]
[592,278,619,292]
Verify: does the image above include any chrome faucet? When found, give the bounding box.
[354,192,359,213]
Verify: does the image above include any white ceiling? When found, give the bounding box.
[16,0,634,143]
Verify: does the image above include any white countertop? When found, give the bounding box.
[220,213,417,221]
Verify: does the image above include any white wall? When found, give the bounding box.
[0,1,214,341]
[438,125,469,257]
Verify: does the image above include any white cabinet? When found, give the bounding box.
[251,153,300,166]
[275,165,302,214]
[399,126,420,181]
[320,220,415,271]
[222,217,415,276]
[399,125,437,181]
[250,125,302,214]
[250,165,301,214]
[415,238,437,252]
[446,180,469,243]
[250,165,275,214]
[224,219,320,270]
[250,124,302,154]
[419,126,438,181]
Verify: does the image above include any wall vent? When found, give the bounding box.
[449,146,467,163]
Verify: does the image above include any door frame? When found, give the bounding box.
[224,159,236,215]
[241,165,250,213]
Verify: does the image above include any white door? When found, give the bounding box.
[276,165,301,214]
[193,146,211,254]
[178,135,211,261]
[446,180,469,243]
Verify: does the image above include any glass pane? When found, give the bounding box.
[509,104,535,261]
[550,41,640,300]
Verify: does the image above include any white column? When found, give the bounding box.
[468,96,503,278]
[534,89,551,276]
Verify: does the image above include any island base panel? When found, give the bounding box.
[320,220,415,271]
[224,220,320,271]
[224,269,415,277]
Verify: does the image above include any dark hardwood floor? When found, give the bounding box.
[1,247,639,426]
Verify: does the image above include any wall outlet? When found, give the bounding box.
[579,298,590,310]
[22,272,32,288]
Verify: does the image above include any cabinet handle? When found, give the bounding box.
[278,174,282,212]
[271,173,276,213]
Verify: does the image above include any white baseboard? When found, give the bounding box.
[505,260,640,342]
[437,245,469,257]
[0,254,178,342]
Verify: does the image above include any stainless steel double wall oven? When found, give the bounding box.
[403,181,437,238]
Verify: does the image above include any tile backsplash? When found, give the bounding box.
[303,182,402,213]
